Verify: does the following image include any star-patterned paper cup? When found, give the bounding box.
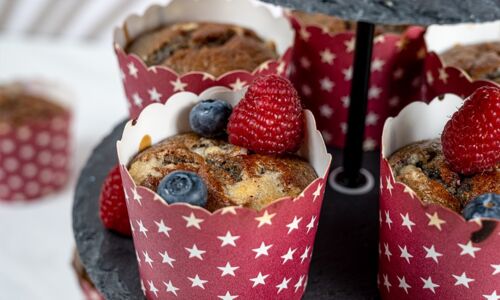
[117,86,332,299]
[287,14,427,150]
[378,95,500,300]
[113,0,294,120]
[423,21,500,100]
[0,80,72,202]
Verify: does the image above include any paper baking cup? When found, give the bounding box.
[423,21,500,100]
[0,81,72,202]
[78,278,104,300]
[113,0,294,120]
[379,95,500,300]
[117,86,331,299]
[287,14,427,150]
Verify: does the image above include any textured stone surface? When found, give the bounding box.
[73,121,381,299]
[263,0,500,25]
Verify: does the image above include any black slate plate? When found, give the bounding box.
[262,0,500,25]
[73,121,381,300]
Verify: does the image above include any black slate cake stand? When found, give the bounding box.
[73,121,381,300]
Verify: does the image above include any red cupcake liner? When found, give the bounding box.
[378,96,500,300]
[287,14,427,150]
[78,278,105,300]
[0,81,72,202]
[113,0,294,120]
[117,87,331,299]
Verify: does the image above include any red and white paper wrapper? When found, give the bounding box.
[113,0,294,120]
[78,278,104,300]
[117,87,331,299]
[288,15,427,150]
[423,21,500,100]
[379,95,500,300]
[0,81,72,202]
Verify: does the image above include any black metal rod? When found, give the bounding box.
[341,21,375,188]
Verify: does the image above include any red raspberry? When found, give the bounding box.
[442,86,500,175]
[227,75,304,154]
[99,165,131,236]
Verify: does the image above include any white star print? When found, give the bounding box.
[230,78,247,91]
[400,213,415,232]
[202,73,215,81]
[306,216,316,233]
[371,58,385,72]
[385,210,393,229]
[155,220,171,237]
[143,251,154,268]
[148,87,162,102]
[342,66,353,81]
[141,280,146,295]
[345,38,355,52]
[458,241,481,258]
[276,61,286,75]
[398,276,411,294]
[302,84,312,96]
[218,231,240,247]
[438,68,449,83]
[218,262,239,277]
[250,272,269,287]
[130,220,134,233]
[183,212,204,230]
[341,96,350,107]
[426,71,434,85]
[132,187,142,205]
[300,27,311,41]
[423,245,443,263]
[386,177,393,195]
[320,77,334,92]
[426,212,446,231]
[136,251,141,265]
[185,244,206,260]
[220,206,238,215]
[276,277,291,294]
[368,86,382,99]
[218,291,239,300]
[252,242,272,258]
[389,96,400,107]
[399,245,413,263]
[286,216,303,234]
[393,68,404,79]
[281,248,297,264]
[320,49,336,64]
[170,78,187,92]
[340,122,348,134]
[148,280,159,297]
[127,62,138,78]
[363,138,376,151]
[453,272,474,288]
[374,35,385,43]
[294,275,305,292]
[137,220,148,238]
[403,186,417,198]
[366,112,379,126]
[492,264,500,275]
[159,251,175,268]
[255,210,276,228]
[421,276,439,293]
[384,243,392,261]
[320,104,334,118]
[300,57,311,69]
[163,280,179,296]
[322,131,332,143]
[484,291,500,300]
[383,274,391,291]
[300,246,310,263]
[258,61,270,71]
[119,69,126,81]
[188,274,208,289]
[313,183,322,201]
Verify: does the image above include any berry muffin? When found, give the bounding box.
[440,42,500,84]
[127,22,278,76]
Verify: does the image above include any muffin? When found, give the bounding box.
[128,133,317,212]
[440,42,500,84]
[389,139,499,212]
[127,22,278,76]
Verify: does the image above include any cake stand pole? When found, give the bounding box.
[338,21,375,188]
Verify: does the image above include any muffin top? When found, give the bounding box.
[0,84,67,126]
[127,22,278,77]
[128,133,317,212]
[389,139,499,212]
[441,42,500,84]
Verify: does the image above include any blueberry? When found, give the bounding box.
[463,193,500,220]
[157,171,208,207]
[189,99,232,137]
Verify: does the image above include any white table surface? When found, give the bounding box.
[0,35,127,300]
